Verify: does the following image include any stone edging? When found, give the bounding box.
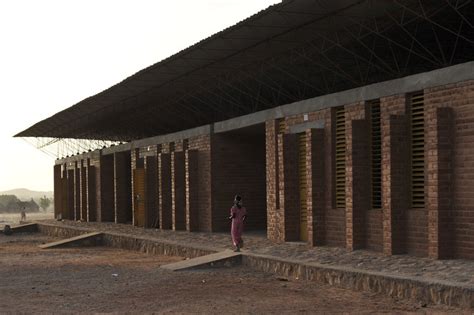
[35,222,473,309]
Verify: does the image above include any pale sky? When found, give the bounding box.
[0,0,280,192]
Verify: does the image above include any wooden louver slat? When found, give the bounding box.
[335,107,345,209]
[278,118,286,134]
[410,92,425,208]
[369,100,382,210]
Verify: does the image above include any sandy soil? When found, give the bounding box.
[0,212,54,228]
[0,234,466,314]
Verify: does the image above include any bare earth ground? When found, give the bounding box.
[0,234,466,314]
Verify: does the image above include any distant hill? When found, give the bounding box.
[0,188,53,201]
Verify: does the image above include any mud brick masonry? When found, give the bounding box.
[19,1,474,261]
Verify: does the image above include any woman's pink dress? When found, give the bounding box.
[230,206,247,246]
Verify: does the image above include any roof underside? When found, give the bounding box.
[17,0,474,141]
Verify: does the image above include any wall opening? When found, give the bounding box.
[213,123,267,232]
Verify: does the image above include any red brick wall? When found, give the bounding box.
[266,120,280,241]
[158,152,172,230]
[186,149,199,231]
[172,151,186,230]
[425,81,474,259]
[326,109,346,247]
[212,131,267,232]
[306,128,325,246]
[188,135,212,232]
[89,153,101,222]
[381,95,409,255]
[279,133,300,241]
[345,103,369,250]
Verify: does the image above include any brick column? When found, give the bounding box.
[145,155,158,228]
[159,153,172,229]
[172,151,186,230]
[53,164,62,219]
[186,149,199,231]
[279,133,299,242]
[67,169,74,220]
[382,114,409,255]
[306,128,325,246]
[346,119,370,250]
[80,160,87,221]
[427,107,454,259]
[114,152,132,224]
[131,148,144,224]
[61,165,68,220]
[266,120,279,241]
[86,161,97,222]
[74,162,81,221]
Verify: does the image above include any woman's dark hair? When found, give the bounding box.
[234,195,242,208]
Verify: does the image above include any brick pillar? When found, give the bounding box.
[131,148,142,226]
[306,128,325,246]
[79,159,87,221]
[100,154,115,222]
[86,162,97,222]
[382,115,409,255]
[159,153,172,229]
[172,151,186,230]
[279,133,299,242]
[266,120,279,241]
[145,155,158,228]
[114,152,132,224]
[74,162,80,221]
[60,165,68,220]
[53,164,62,219]
[346,119,370,250]
[67,169,74,220]
[427,107,454,259]
[186,149,199,231]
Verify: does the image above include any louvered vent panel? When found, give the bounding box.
[410,92,425,209]
[278,118,286,134]
[370,100,382,209]
[335,107,346,209]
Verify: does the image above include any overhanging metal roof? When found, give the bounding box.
[16,0,474,141]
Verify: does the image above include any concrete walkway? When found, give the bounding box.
[36,220,474,287]
[33,220,474,308]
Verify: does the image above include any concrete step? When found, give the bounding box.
[39,232,103,249]
[162,250,242,271]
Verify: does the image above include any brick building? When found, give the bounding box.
[18,1,474,260]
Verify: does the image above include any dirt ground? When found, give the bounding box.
[0,234,467,314]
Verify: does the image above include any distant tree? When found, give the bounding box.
[0,195,21,213]
[39,195,51,211]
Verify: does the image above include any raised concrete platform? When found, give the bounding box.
[33,221,473,309]
[39,232,103,249]
[1,223,39,234]
[162,250,241,271]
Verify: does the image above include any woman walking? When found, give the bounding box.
[229,195,247,252]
